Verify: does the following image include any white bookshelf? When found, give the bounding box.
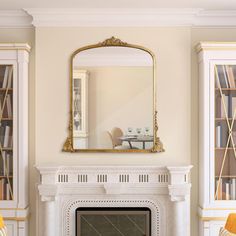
[0,44,30,236]
[197,42,236,235]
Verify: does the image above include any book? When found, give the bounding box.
[8,135,12,149]
[6,183,10,200]
[217,66,226,88]
[0,127,4,147]
[216,125,221,147]
[221,122,228,148]
[226,66,236,88]
[226,182,230,200]
[232,97,236,117]
[231,179,236,200]
[6,94,12,118]
[229,94,233,118]
[223,66,230,88]
[215,95,222,118]
[7,66,13,89]
[2,151,5,176]
[3,126,10,148]
[221,94,229,118]
[0,179,4,200]
[2,66,9,88]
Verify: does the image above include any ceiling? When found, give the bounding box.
[0,0,236,10]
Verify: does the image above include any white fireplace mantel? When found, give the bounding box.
[36,165,192,236]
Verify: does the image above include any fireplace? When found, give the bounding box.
[76,207,151,236]
[36,165,192,236]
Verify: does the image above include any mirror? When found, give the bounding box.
[63,37,164,153]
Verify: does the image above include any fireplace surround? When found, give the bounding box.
[36,165,192,236]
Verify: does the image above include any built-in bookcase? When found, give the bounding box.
[0,44,30,236]
[0,65,13,201]
[215,64,236,201]
[198,42,236,236]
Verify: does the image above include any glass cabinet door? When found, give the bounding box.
[215,64,236,201]
[73,78,82,132]
[0,65,13,201]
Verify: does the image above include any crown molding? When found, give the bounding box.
[0,10,32,28]
[1,8,236,28]
[24,8,236,27]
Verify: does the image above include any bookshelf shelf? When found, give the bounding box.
[215,176,236,178]
[2,148,13,151]
[0,44,30,236]
[216,88,236,91]
[198,42,236,234]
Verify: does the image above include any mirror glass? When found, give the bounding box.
[72,46,154,151]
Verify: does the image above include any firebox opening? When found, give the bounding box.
[76,207,151,236]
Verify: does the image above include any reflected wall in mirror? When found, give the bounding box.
[63,37,164,153]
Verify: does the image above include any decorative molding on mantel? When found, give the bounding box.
[22,8,236,27]
[36,165,192,236]
[0,10,32,28]
[36,165,192,202]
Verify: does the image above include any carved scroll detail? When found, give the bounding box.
[152,111,165,153]
[99,37,128,47]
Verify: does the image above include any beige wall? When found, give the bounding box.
[35,26,191,233]
[35,27,191,164]
[0,28,36,236]
[5,27,236,236]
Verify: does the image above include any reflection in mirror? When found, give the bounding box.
[72,46,154,150]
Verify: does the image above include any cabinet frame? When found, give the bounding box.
[0,44,30,236]
[198,42,236,235]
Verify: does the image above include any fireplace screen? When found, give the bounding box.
[76,207,151,236]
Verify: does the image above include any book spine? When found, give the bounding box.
[221,95,229,118]
[230,66,236,88]
[7,66,13,89]
[216,125,221,148]
[226,66,235,88]
[223,65,230,88]
[6,95,12,118]
[2,67,9,89]
[226,182,230,200]
[6,183,10,200]
[2,151,5,176]
[0,179,4,200]
[229,94,233,118]
[3,126,10,148]
[231,179,236,200]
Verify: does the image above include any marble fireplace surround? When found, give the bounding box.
[36,165,192,236]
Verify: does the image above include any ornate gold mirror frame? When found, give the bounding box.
[63,37,164,153]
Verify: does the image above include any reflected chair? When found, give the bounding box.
[108,127,138,150]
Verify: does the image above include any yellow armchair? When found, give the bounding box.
[0,215,7,236]
[225,214,236,234]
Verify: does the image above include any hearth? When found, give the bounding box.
[76,207,151,236]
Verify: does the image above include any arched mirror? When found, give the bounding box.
[63,37,164,153]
